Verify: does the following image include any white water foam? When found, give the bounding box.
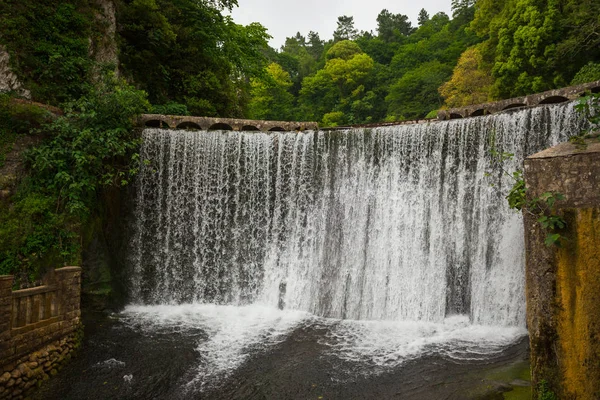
[322,315,527,373]
[121,304,309,384]
[119,304,526,386]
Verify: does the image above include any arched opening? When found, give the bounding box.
[145,120,170,129]
[502,103,526,111]
[176,121,202,130]
[241,125,260,131]
[208,123,233,131]
[268,127,286,131]
[293,127,302,131]
[470,109,485,117]
[449,113,463,120]
[591,86,600,94]
[538,96,569,105]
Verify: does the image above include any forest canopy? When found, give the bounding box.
[1,0,599,126]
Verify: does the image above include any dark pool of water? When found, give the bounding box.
[33,310,530,400]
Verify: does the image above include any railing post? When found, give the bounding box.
[54,267,82,329]
[0,275,14,361]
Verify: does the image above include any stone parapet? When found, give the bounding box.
[139,114,319,132]
[523,140,600,399]
[439,80,600,120]
[0,267,82,399]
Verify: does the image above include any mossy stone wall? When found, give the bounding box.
[524,140,600,399]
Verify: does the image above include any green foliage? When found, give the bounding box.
[470,0,600,99]
[248,63,295,121]
[573,92,600,142]
[0,78,149,280]
[571,62,600,85]
[376,9,413,42]
[117,0,270,118]
[322,111,345,127]
[0,0,96,104]
[488,137,567,247]
[27,77,149,217]
[537,380,557,400]
[333,16,358,42]
[150,102,190,116]
[386,61,453,120]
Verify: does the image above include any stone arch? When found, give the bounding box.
[208,123,233,131]
[470,109,485,117]
[176,121,202,130]
[145,119,170,128]
[538,96,569,105]
[268,127,286,131]
[241,125,260,131]
[449,113,463,120]
[502,103,526,111]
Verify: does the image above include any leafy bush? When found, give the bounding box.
[571,62,600,86]
[0,77,149,281]
[150,102,190,116]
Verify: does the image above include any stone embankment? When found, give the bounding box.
[0,267,82,399]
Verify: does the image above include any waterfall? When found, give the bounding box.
[128,103,586,328]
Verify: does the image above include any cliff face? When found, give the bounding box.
[0,0,119,99]
[0,46,30,99]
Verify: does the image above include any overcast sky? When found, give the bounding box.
[228,0,453,49]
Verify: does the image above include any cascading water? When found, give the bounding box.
[122,102,586,388]
[129,103,584,323]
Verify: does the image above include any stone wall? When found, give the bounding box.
[0,267,82,399]
[524,140,600,399]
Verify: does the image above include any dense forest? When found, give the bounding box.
[0,0,600,282]
[1,0,600,125]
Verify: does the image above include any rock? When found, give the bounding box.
[15,378,22,386]
[6,378,15,388]
[10,369,20,379]
[0,372,10,384]
[50,369,58,376]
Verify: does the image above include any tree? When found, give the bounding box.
[439,44,492,107]
[307,31,325,60]
[299,41,375,124]
[418,9,430,26]
[333,16,358,42]
[117,0,270,117]
[248,63,295,120]
[386,61,453,120]
[376,9,413,42]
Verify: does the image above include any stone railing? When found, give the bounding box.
[139,114,319,132]
[0,267,82,399]
[438,80,600,120]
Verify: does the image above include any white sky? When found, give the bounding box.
[228,0,453,49]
